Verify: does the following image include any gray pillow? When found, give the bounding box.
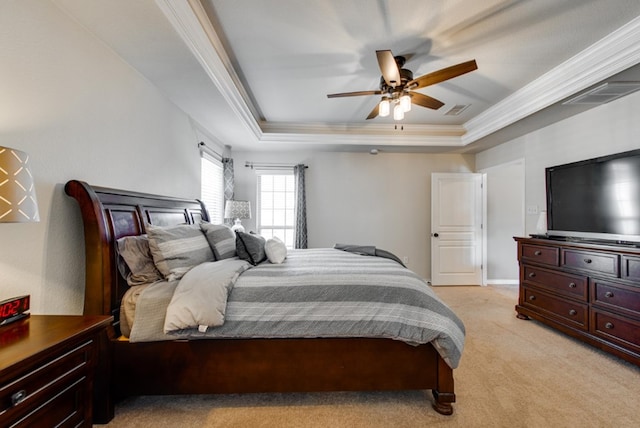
[116,235,163,286]
[200,223,237,260]
[146,224,215,281]
[236,231,267,265]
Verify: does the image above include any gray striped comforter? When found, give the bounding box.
[129,248,465,368]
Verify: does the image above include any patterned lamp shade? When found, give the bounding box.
[224,200,251,220]
[0,146,40,223]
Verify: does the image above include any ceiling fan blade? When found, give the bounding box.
[376,50,401,87]
[411,92,445,110]
[407,60,478,90]
[366,103,379,120]
[327,90,381,98]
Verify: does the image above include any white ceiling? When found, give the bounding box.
[54,0,640,153]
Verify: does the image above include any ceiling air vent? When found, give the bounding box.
[562,82,640,105]
[445,104,470,116]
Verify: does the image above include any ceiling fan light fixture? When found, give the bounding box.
[393,103,404,120]
[379,98,390,117]
[400,94,411,112]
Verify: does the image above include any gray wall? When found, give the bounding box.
[476,88,640,283]
[232,151,475,279]
[0,1,222,314]
[480,160,525,283]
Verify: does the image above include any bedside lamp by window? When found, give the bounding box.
[224,200,251,233]
[0,146,39,223]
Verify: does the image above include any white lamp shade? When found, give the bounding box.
[400,94,411,112]
[393,103,405,120]
[0,146,39,223]
[379,99,390,117]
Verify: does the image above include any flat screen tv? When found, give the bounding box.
[546,149,640,245]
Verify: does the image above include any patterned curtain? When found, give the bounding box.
[293,164,308,249]
[222,158,234,225]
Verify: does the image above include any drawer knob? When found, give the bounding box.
[568,282,577,288]
[584,258,592,264]
[529,295,536,301]
[11,389,27,406]
[534,250,542,256]
[605,291,614,298]
[605,322,614,329]
[528,272,536,278]
[569,309,577,316]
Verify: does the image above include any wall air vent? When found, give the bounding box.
[562,82,640,105]
[445,104,470,116]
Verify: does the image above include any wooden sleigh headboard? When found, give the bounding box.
[65,180,209,332]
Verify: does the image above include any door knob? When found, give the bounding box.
[432,233,439,237]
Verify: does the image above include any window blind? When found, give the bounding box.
[201,153,224,224]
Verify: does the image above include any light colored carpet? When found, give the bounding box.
[100,285,640,427]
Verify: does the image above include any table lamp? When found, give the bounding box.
[0,146,39,326]
[224,200,251,233]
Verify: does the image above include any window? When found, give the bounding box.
[201,154,224,224]
[257,173,295,248]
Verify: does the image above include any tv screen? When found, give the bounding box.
[546,149,640,244]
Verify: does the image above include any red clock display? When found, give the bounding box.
[0,295,30,326]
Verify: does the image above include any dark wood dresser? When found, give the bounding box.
[515,237,640,366]
[0,315,112,427]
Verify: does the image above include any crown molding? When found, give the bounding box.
[259,131,463,147]
[159,1,640,150]
[462,15,640,145]
[156,0,263,142]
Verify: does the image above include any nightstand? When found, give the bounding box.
[0,315,112,427]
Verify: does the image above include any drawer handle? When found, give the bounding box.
[605,322,614,329]
[11,390,27,406]
[568,282,577,288]
[528,272,536,278]
[584,258,592,264]
[534,250,542,256]
[529,295,536,301]
[605,291,614,298]
[569,309,577,316]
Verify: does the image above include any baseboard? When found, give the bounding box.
[486,279,518,285]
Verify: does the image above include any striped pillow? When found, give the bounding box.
[200,223,237,260]
[146,224,214,281]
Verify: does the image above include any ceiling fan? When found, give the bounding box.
[327,50,477,120]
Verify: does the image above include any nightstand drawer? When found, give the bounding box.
[562,249,619,276]
[0,340,92,425]
[522,265,587,301]
[522,287,588,330]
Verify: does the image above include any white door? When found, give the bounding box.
[431,173,483,286]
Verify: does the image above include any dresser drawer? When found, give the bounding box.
[522,287,588,330]
[622,255,640,281]
[592,309,640,352]
[520,244,559,266]
[591,280,640,317]
[522,265,587,301]
[0,340,92,426]
[561,249,619,277]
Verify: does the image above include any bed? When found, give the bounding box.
[64,179,463,424]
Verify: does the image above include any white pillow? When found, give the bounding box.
[265,237,287,264]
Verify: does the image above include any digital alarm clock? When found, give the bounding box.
[0,295,30,326]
